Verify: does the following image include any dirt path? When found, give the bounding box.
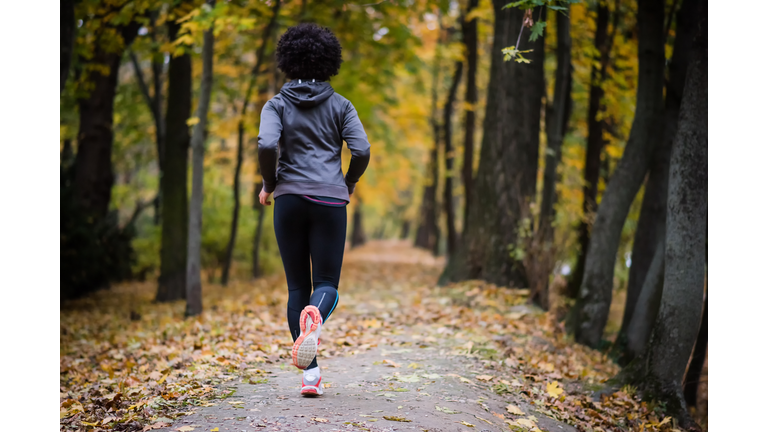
[157,241,576,432]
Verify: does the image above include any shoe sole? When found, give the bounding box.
[301,377,323,396]
[301,385,323,396]
[292,306,322,370]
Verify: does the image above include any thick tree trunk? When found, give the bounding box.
[186,1,215,317]
[61,0,76,92]
[461,0,479,228]
[626,6,706,423]
[573,0,666,348]
[351,204,366,248]
[221,0,281,286]
[539,7,572,237]
[614,0,698,361]
[443,60,463,257]
[74,23,140,220]
[151,13,166,225]
[157,18,192,302]
[684,289,707,407]
[415,35,442,252]
[440,3,545,288]
[568,3,614,299]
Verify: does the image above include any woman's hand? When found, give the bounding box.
[259,189,272,206]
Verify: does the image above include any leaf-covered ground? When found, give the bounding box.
[61,241,701,431]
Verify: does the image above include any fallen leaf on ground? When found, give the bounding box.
[210,429,219,432]
[435,406,461,414]
[546,381,564,398]
[506,404,525,415]
[383,359,401,367]
[383,416,412,422]
[312,418,329,423]
[475,375,494,381]
[474,415,492,424]
[458,420,475,427]
[177,427,195,432]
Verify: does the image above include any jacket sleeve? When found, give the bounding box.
[257,99,282,193]
[341,101,371,195]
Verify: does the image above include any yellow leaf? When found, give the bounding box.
[407,362,421,369]
[515,418,536,428]
[187,116,200,127]
[211,428,219,432]
[457,420,475,427]
[506,404,525,415]
[546,381,564,398]
[312,418,329,423]
[383,416,412,422]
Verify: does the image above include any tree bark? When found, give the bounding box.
[625,5,706,423]
[614,0,697,361]
[414,31,442,253]
[351,203,366,248]
[61,0,76,92]
[539,6,572,237]
[220,0,281,286]
[684,289,707,407]
[74,22,140,220]
[157,17,192,302]
[186,0,216,317]
[461,0,479,229]
[251,181,267,279]
[625,237,665,359]
[573,0,666,348]
[440,3,545,288]
[443,60,463,257]
[567,2,616,299]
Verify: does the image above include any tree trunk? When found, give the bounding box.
[573,0,666,348]
[351,203,366,248]
[61,0,76,92]
[567,2,615,299]
[220,0,281,286]
[74,22,140,220]
[625,237,665,359]
[400,220,411,239]
[614,0,698,361]
[186,0,215,317]
[440,3,545,288]
[415,30,442,253]
[151,13,166,225]
[251,183,267,279]
[461,0,479,228]
[443,60,463,257]
[221,123,245,286]
[539,6,572,237]
[157,18,192,302]
[684,289,707,407]
[626,5,706,423]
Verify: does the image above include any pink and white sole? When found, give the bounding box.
[292,306,322,370]
[301,377,323,396]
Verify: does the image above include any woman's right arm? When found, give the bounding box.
[340,101,371,195]
[257,99,282,193]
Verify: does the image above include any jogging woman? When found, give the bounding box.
[257,23,370,396]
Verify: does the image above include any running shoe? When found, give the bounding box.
[292,305,322,369]
[300,368,323,396]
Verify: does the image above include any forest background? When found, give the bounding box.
[14,0,757,430]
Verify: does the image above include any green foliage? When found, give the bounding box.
[529,21,546,42]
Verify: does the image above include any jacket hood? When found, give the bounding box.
[279,80,335,108]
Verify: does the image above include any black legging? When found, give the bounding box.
[273,194,346,369]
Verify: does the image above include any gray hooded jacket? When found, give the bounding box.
[257,80,371,202]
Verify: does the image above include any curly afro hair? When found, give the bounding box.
[276,23,343,82]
